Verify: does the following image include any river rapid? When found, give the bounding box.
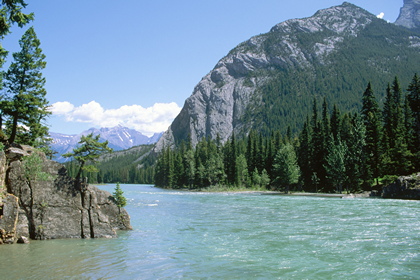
[1,184,419,279]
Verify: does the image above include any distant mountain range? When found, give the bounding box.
[50,125,162,162]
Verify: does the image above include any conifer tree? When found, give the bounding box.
[330,104,341,142]
[224,133,237,185]
[407,73,420,170]
[324,135,347,193]
[235,154,249,187]
[113,183,127,209]
[183,148,195,188]
[1,27,50,145]
[361,82,382,185]
[272,143,300,193]
[343,114,366,192]
[63,133,113,184]
[154,148,166,187]
[264,135,275,179]
[0,1,34,67]
[382,78,413,175]
[310,99,329,191]
[297,118,312,188]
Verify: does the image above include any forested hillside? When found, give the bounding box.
[65,144,155,184]
[241,19,420,136]
[155,74,420,192]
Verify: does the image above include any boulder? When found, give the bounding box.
[382,173,420,199]
[17,236,29,244]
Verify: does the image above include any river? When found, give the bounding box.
[1,184,419,279]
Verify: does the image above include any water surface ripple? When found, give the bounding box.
[1,184,419,279]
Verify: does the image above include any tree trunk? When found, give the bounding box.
[8,112,19,144]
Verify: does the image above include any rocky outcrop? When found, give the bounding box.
[0,194,19,244]
[382,173,420,199]
[0,145,131,244]
[395,0,420,30]
[156,2,420,150]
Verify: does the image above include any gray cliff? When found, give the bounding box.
[0,145,131,244]
[395,0,420,30]
[156,2,420,150]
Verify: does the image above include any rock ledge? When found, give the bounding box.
[0,146,131,244]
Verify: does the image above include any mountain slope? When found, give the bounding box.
[50,126,162,162]
[156,2,420,150]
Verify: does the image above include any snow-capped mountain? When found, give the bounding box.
[50,125,162,162]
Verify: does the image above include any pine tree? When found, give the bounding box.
[297,118,312,189]
[235,154,249,187]
[310,99,329,192]
[407,73,420,170]
[343,114,366,192]
[272,143,300,193]
[224,133,237,185]
[324,135,347,193]
[330,104,341,142]
[1,27,50,145]
[63,133,113,184]
[0,1,34,67]
[264,135,275,179]
[183,149,195,188]
[361,82,382,185]
[113,183,127,208]
[382,78,413,175]
[206,138,225,186]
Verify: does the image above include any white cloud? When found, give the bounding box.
[49,101,74,115]
[377,12,385,19]
[50,101,182,136]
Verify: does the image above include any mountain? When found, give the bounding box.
[395,0,420,31]
[50,125,162,162]
[156,2,420,151]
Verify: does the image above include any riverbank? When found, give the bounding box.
[159,172,420,200]
[160,186,372,198]
[261,192,371,198]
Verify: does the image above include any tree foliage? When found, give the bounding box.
[1,26,50,145]
[113,183,127,208]
[154,74,419,193]
[0,1,34,67]
[63,133,113,182]
[272,143,300,192]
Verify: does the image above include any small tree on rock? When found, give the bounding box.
[63,133,113,184]
[113,183,127,209]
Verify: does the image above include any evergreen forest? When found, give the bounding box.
[154,74,420,193]
[64,144,156,184]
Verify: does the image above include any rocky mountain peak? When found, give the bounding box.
[270,2,374,35]
[155,2,420,151]
[395,0,420,30]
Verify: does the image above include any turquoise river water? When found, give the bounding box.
[1,184,419,279]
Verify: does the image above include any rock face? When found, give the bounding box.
[0,146,131,244]
[382,173,420,199]
[156,2,420,150]
[395,0,420,30]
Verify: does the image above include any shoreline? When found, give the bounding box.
[260,192,371,198]
[166,187,372,198]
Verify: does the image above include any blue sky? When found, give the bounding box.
[2,0,403,135]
